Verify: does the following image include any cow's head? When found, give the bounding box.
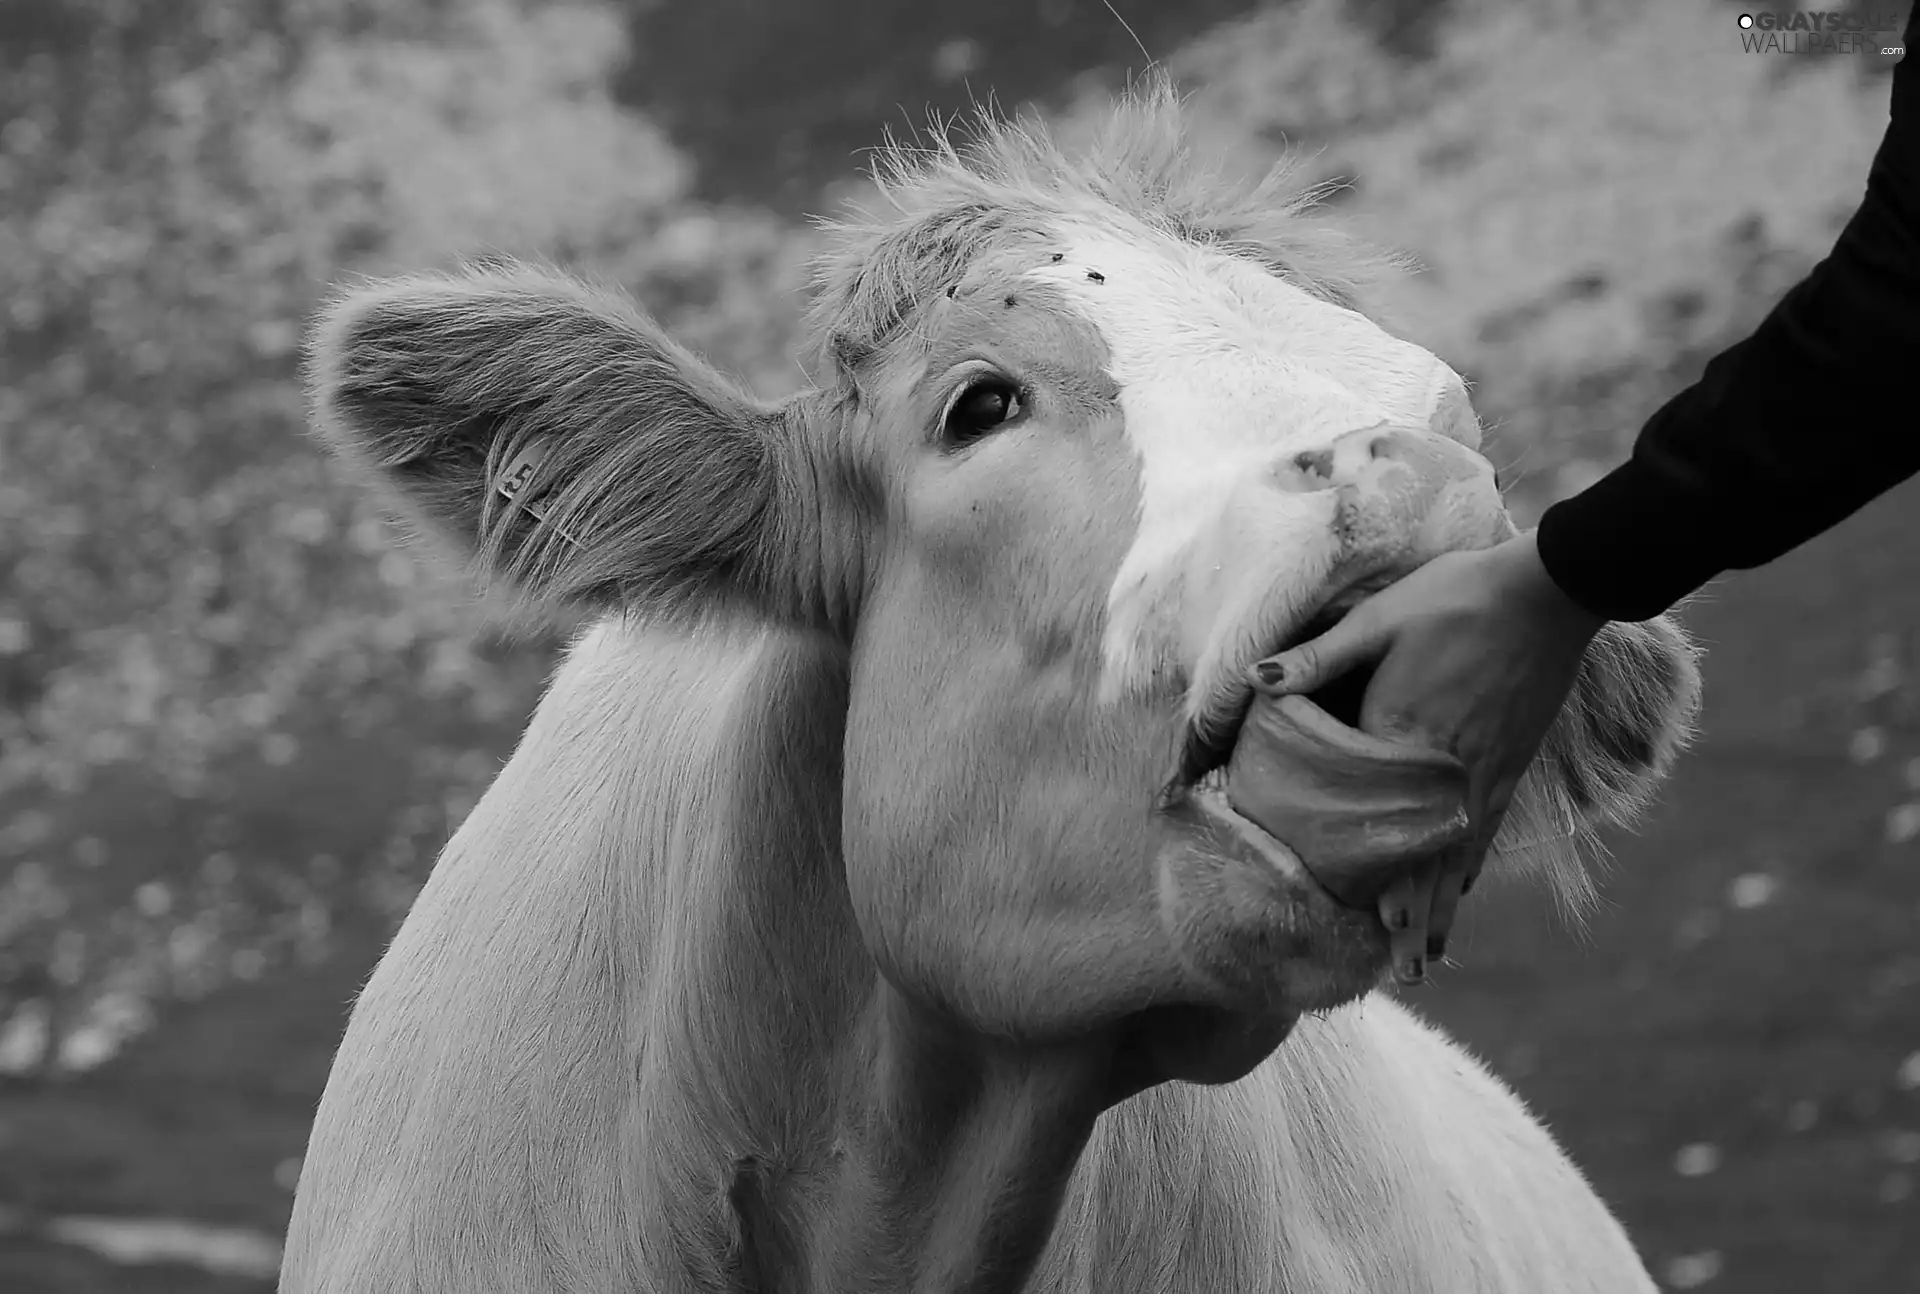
[307,87,1698,1095]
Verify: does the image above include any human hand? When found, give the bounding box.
[1249,530,1608,981]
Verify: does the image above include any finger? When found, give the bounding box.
[1460,778,1520,899]
[1389,862,1439,984]
[1424,847,1477,962]
[1251,604,1392,698]
[1379,858,1441,985]
[1428,785,1505,956]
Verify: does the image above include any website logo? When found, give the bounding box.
[1737,11,1906,58]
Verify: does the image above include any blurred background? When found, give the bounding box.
[0,0,1915,1289]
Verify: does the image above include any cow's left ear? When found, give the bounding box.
[306,261,838,625]
[1496,613,1703,908]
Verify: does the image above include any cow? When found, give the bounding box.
[282,81,1699,1293]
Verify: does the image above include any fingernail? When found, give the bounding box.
[1402,956,1425,982]
[1388,907,1411,931]
[1254,660,1286,686]
[1426,934,1447,959]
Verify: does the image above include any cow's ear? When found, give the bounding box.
[1496,614,1703,911]
[305,262,840,624]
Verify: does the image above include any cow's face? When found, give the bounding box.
[822,208,1694,1081]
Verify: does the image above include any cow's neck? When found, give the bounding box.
[616,624,1115,1294]
[768,986,1114,1294]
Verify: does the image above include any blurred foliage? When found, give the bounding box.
[0,0,816,1078]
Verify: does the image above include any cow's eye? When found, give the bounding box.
[942,379,1025,448]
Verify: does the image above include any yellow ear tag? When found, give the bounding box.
[494,439,579,545]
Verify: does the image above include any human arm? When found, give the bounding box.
[1538,13,1920,621]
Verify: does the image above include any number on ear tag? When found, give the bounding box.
[494,439,579,545]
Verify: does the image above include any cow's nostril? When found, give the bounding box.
[1277,426,1435,495]
[1293,449,1334,479]
[1359,428,1423,464]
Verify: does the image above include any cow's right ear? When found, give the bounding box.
[306,262,837,624]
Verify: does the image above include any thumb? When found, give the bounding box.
[1251,602,1392,697]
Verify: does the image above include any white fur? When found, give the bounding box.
[1035,997,1653,1293]
[283,624,1657,1294]
[1027,222,1489,717]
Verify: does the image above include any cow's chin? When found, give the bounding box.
[1149,792,1401,1032]
[1145,642,1477,1039]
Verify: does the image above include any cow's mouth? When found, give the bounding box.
[1166,582,1389,802]
[1158,569,1476,912]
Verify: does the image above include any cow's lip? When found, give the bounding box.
[1163,569,1403,803]
[1181,781,1301,870]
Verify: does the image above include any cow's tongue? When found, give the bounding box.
[1223,693,1474,909]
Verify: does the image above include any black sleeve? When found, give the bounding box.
[1535,15,1920,624]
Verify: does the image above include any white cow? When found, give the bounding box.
[284,80,1698,1293]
